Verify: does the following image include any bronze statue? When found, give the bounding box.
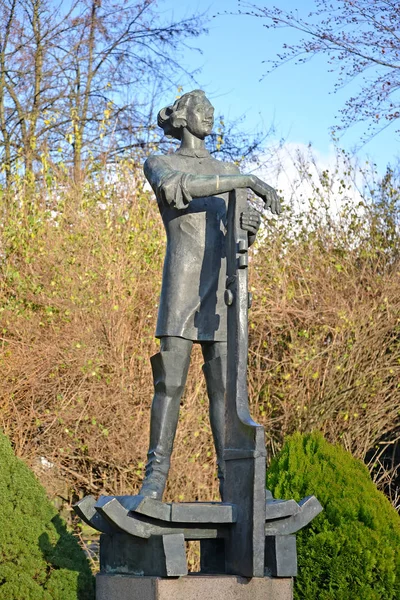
[141,89,281,501]
[74,90,322,585]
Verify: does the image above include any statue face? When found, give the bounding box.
[185,96,215,139]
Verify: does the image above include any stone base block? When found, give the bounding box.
[96,574,293,600]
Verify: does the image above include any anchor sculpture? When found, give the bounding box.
[74,90,322,582]
[74,191,322,579]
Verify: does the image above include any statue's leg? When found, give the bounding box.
[202,342,227,500]
[140,336,192,500]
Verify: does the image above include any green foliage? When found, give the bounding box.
[0,430,94,600]
[266,432,400,600]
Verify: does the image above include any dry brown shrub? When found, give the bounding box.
[0,169,220,505]
[0,165,399,511]
[248,233,400,460]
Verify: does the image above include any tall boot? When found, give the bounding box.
[202,353,227,500]
[140,350,191,501]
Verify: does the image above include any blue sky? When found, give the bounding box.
[158,0,398,174]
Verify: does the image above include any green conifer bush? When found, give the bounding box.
[0,430,94,600]
[266,432,400,600]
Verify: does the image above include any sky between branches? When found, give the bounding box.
[158,0,399,176]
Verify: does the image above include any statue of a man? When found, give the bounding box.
[142,90,280,501]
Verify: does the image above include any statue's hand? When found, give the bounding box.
[248,175,281,215]
[241,206,261,236]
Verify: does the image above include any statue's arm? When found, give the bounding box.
[144,156,191,210]
[185,173,281,215]
[144,156,280,215]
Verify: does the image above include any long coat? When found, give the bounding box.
[144,147,239,342]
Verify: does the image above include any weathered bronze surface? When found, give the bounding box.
[141,89,279,502]
[74,90,322,582]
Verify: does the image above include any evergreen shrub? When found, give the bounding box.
[0,430,94,600]
[266,432,400,600]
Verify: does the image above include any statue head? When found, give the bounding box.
[158,90,214,141]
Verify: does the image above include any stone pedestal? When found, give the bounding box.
[96,574,293,600]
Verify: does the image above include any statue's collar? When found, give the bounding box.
[175,147,210,159]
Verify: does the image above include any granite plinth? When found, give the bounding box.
[96,574,293,600]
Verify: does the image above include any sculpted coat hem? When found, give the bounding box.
[144,150,240,342]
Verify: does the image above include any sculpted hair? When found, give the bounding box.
[157,90,206,140]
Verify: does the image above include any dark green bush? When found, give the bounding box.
[0,430,94,600]
[266,432,400,600]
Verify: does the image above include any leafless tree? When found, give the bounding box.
[0,0,73,181]
[238,0,400,142]
[48,0,207,185]
[0,0,207,186]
